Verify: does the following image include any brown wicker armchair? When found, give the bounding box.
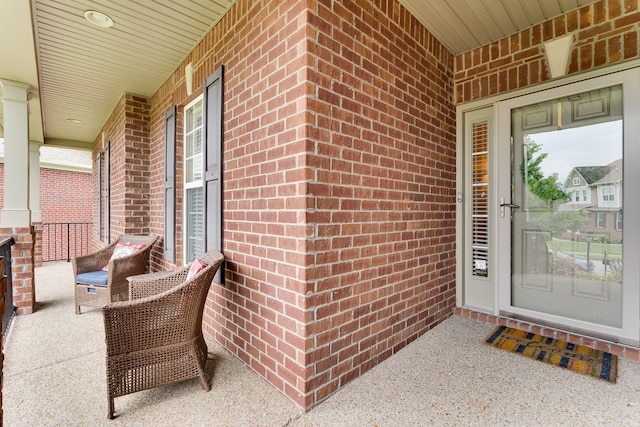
[102,250,225,419]
[72,234,158,314]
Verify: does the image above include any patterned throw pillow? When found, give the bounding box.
[186,258,207,280]
[102,242,146,271]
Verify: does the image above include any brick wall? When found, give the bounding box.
[88,0,639,413]
[0,164,91,223]
[455,0,640,104]
[40,168,92,223]
[91,94,151,252]
[0,164,92,263]
[146,0,316,407]
[129,0,455,410]
[304,0,456,406]
[40,168,92,263]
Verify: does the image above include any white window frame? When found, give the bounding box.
[596,212,606,228]
[184,96,205,263]
[616,212,623,230]
[573,177,581,185]
[602,186,615,202]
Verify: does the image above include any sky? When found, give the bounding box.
[527,120,623,182]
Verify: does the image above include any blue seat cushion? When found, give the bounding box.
[76,270,108,286]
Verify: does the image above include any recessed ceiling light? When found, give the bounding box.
[67,118,82,124]
[84,10,114,28]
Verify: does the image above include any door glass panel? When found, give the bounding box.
[511,86,623,327]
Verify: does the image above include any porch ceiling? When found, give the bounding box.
[0,0,598,151]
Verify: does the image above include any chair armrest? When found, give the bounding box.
[102,288,190,355]
[72,242,117,275]
[128,268,189,299]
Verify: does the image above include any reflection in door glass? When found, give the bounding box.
[511,86,623,328]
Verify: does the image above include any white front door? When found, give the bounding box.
[495,69,640,345]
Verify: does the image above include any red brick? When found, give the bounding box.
[79,0,640,415]
[455,0,640,104]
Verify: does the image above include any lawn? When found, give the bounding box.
[548,237,622,260]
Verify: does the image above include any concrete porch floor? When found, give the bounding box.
[4,262,640,426]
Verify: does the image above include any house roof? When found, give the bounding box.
[0,139,91,173]
[567,159,623,187]
[593,159,623,185]
[0,0,599,151]
[573,166,612,185]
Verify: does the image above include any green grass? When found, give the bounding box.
[548,237,622,260]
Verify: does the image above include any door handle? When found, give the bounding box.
[500,197,520,218]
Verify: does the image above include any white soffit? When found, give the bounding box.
[399,0,600,55]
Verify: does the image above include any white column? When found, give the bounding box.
[0,80,31,227]
[29,141,42,223]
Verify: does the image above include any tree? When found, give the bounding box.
[520,137,570,206]
[520,137,584,240]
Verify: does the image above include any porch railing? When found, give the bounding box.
[0,237,14,337]
[42,222,92,263]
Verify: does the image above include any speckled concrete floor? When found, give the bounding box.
[4,262,640,426]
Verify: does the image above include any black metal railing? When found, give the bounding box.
[42,222,92,263]
[0,236,14,337]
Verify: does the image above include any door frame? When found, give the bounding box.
[456,61,640,346]
[497,69,640,345]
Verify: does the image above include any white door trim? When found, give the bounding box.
[495,68,640,345]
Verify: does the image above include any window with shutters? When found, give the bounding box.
[184,97,204,263]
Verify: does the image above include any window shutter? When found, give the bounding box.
[104,141,111,244]
[97,152,102,240]
[164,106,177,263]
[203,65,224,284]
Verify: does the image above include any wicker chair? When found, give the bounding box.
[73,234,158,314]
[102,250,225,419]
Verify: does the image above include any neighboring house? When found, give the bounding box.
[561,159,623,242]
[0,141,92,262]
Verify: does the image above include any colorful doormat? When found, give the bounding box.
[485,325,617,383]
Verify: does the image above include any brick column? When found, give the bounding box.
[0,227,36,315]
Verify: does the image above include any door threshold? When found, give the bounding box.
[455,306,640,362]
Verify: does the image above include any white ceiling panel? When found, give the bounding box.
[31,0,235,145]
[0,0,601,149]
[399,0,599,55]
